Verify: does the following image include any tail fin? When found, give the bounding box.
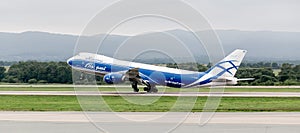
[206,49,247,78]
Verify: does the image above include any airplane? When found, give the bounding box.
[67,49,253,93]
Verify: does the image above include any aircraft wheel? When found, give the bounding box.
[132,82,139,92]
[133,88,139,92]
[144,87,150,92]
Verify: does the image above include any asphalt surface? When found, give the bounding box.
[0,84,299,88]
[0,91,300,97]
[0,112,299,133]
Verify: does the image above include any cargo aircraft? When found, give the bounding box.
[67,49,252,93]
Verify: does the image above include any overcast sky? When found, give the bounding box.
[0,0,299,35]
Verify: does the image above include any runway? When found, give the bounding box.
[0,112,299,133]
[0,84,300,88]
[0,91,300,97]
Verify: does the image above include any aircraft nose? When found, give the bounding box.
[67,58,73,66]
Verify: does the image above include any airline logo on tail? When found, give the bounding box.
[184,49,247,87]
[206,49,246,78]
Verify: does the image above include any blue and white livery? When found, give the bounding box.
[67,49,251,93]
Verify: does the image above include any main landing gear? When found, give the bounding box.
[126,67,158,93]
[142,81,158,93]
[131,81,139,92]
[143,86,158,93]
[130,79,158,93]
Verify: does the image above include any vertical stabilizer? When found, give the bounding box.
[206,49,247,78]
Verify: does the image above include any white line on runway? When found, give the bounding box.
[0,112,300,125]
[0,84,299,88]
[0,91,300,97]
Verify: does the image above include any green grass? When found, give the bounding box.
[0,87,300,92]
[0,95,300,112]
[0,95,80,111]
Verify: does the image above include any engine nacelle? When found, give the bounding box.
[103,73,125,84]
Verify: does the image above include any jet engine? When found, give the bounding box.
[103,73,125,84]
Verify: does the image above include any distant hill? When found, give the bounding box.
[216,30,300,62]
[0,30,299,64]
[0,31,76,61]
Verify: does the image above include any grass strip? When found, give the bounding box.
[0,95,300,112]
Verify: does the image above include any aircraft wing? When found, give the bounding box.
[124,68,144,84]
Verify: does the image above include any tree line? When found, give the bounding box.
[0,61,72,84]
[0,61,299,85]
[236,63,299,85]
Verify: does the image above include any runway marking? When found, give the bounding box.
[0,112,300,125]
[0,91,299,97]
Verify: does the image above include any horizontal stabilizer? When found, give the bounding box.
[237,78,255,81]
